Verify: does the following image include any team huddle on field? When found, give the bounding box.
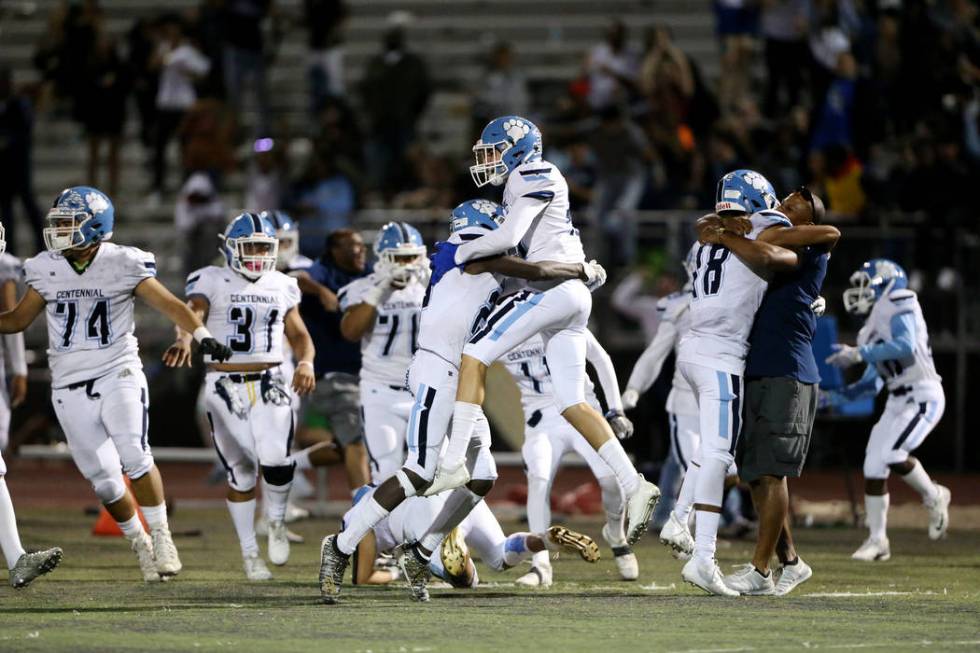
[0,115,950,600]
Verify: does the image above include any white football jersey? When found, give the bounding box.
[503,333,601,415]
[24,243,156,388]
[656,291,698,415]
[678,210,791,376]
[338,274,425,386]
[0,253,22,360]
[416,227,502,365]
[502,159,585,265]
[857,288,941,390]
[186,266,301,365]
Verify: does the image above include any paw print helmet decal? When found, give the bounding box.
[470,115,543,187]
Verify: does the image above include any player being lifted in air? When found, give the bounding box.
[0,186,232,582]
[426,116,661,547]
[0,220,63,589]
[165,212,316,581]
[318,199,605,604]
[338,222,427,483]
[825,259,950,561]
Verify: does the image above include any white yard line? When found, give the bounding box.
[667,640,980,653]
[805,591,937,598]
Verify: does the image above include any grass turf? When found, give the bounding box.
[2,508,978,652]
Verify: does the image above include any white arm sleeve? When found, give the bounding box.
[3,332,27,376]
[585,330,623,413]
[454,194,545,264]
[625,319,677,394]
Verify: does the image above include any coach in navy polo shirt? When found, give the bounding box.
[295,229,373,490]
[736,188,837,595]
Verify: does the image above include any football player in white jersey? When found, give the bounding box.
[338,222,427,483]
[165,212,315,580]
[0,251,27,453]
[0,186,232,582]
[0,220,63,589]
[318,199,604,604]
[825,259,949,561]
[345,486,598,595]
[504,330,637,586]
[427,115,660,548]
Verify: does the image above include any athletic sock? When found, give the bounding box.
[117,514,146,541]
[336,496,389,555]
[525,476,551,534]
[0,478,26,569]
[865,494,889,541]
[262,479,292,523]
[227,498,259,558]
[442,402,483,470]
[674,461,699,523]
[597,475,626,544]
[140,502,168,531]
[418,487,482,553]
[900,460,939,505]
[530,549,550,569]
[692,510,720,563]
[692,457,728,562]
[597,439,640,496]
[502,533,532,567]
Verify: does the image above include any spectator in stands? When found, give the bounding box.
[640,25,694,125]
[0,68,44,254]
[174,171,226,277]
[810,51,858,153]
[179,98,237,186]
[812,143,865,219]
[62,0,104,125]
[586,20,640,111]
[80,33,129,197]
[244,136,287,213]
[473,42,530,132]
[127,17,162,157]
[359,15,431,197]
[760,0,810,117]
[714,0,759,113]
[305,0,349,112]
[392,145,455,210]
[549,141,596,212]
[312,96,365,188]
[150,15,210,205]
[221,0,276,136]
[286,152,356,258]
[194,0,228,99]
[32,3,71,113]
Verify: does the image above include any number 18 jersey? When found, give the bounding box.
[186,266,301,365]
[677,210,791,375]
[25,243,157,388]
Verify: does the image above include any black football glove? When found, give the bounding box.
[199,337,233,363]
[605,410,634,440]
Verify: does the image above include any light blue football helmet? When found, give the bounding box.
[221,212,279,280]
[374,221,426,284]
[259,210,299,270]
[449,199,504,234]
[470,115,543,187]
[715,169,778,215]
[44,186,115,252]
[843,258,908,315]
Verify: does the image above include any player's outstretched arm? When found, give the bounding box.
[0,286,45,334]
[163,296,208,368]
[623,318,678,409]
[339,270,393,342]
[1,279,28,406]
[758,224,841,252]
[454,195,543,264]
[135,278,232,362]
[465,255,586,282]
[284,307,316,395]
[294,270,339,312]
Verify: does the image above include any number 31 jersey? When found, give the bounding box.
[24,243,157,388]
[186,265,301,365]
[678,210,791,376]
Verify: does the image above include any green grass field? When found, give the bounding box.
[3,508,979,652]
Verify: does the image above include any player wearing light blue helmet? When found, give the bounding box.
[43,185,115,252]
[842,258,907,316]
[715,169,778,216]
[449,199,505,233]
[469,115,543,187]
[373,221,427,286]
[260,210,307,272]
[220,212,279,281]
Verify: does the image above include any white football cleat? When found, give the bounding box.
[625,475,661,545]
[772,558,812,596]
[131,532,162,583]
[516,565,553,588]
[927,485,951,540]
[440,526,470,581]
[723,563,775,596]
[851,536,891,562]
[267,520,290,566]
[256,516,305,543]
[602,524,638,580]
[423,464,470,497]
[681,557,739,597]
[659,511,694,560]
[151,526,182,577]
[243,554,273,581]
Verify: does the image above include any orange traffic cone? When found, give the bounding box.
[91,480,150,536]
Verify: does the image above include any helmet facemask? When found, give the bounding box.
[842,270,878,315]
[470,141,510,187]
[44,208,93,252]
[275,230,299,271]
[376,243,427,285]
[227,234,279,280]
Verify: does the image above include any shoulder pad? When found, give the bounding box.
[888,289,916,303]
[751,210,792,229]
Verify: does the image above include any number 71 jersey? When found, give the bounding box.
[24,243,158,388]
[186,265,301,365]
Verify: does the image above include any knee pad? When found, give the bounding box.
[395,469,420,497]
[261,463,295,487]
[121,449,154,482]
[90,469,127,505]
[863,453,889,480]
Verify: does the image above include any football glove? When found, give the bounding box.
[825,344,863,368]
[261,371,291,407]
[583,259,607,292]
[200,337,233,363]
[621,388,640,411]
[429,241,461,287]
[215,376,248,420]
[605,410,634,440]
[811,296,827,316]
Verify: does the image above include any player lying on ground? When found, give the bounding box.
[427,115,661,548]
[0,186,231,582]
[318,199,606,604]
[825,259,950,562]
[0,219,63,589]
[165,212,315,581]
[503,331,637,586]
[346,486,599,591]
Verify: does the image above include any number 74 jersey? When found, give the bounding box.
[25,243,158,388]
[185,265,301,365]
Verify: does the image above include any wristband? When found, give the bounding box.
[193,326,213,343]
